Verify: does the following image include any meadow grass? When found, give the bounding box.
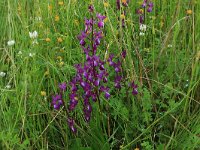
[0,0,199,149]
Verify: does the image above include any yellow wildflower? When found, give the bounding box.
[55,15,60,21]
[104,2,109,7]
[45,38,51,42]
[44,70,49,76]
[122,0,127,5]
[41,91,46,96]
[134,148,139,150]
[104,17,108,23]
[186,9,192,15]
[120,14,125,19]
[48,5,52,10]
[58,1,64,5]
[138,9,144,14]
[59,61,64,66]
[60,49,65,53]
[74,20,79,26]
[57,56,63,61]
[57,37,63,43]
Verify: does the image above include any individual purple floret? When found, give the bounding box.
[116,0,120,10]
[114,75,122,89]
[83,100,92,122]
[97,13,106,28]
[52,94,63,110]
[69,93,78,111]
[68,118,77,133]
[131,81,138,95]
[142,0,147,8]
[100,86,110,99]
[59,82,67,91]
[147,7,153,12]
[121,50,127,59]
[148,2,153,7]
[88,4,94,12]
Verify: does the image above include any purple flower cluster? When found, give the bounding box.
[70,12,109,124]
[137,0,154,23]
[51,94,63,110]
[51,82,66,110]
[51,5,138,134]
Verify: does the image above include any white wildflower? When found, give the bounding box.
[7,40,15,46]
[29,53,35,57]
[139,32,145,36]
[18,51,22,55]
[0,72,6,77]
[167,44,173,48]
[29,31,38,39]
[140,24,147,32]
[35,17,42,21]
[5,85,11,89]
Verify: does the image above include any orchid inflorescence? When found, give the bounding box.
[137,0,154,24]
[51,5,138,133]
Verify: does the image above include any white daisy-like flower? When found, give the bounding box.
[29,31,38,39]
[139,32,145,36]
[7,40,15,46]
[140,24,147,32]
[0,72,6,77]
[18,51,22,55]
[5,84,11,89]
[29,53,35,57]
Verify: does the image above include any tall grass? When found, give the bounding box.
[0,0,199,149]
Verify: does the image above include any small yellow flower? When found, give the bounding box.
[45,38,51,42]
[48,5,52,10]
[55,15,60,22]
[134,148,139,150]
[138,9,144,14]
[57,37,63,43]
[59,61,64,66]
[122,0,127,5]
[120,14,125,19]
[44,70,49,76]
[41,91,46,96]
[60,49,65,53]
[74,20,79,26]
[58,1,64,5]
[186,9,192,15]
[74,97,78,101]
[104,2,109,7]
[104,17,108,23]
[57,56,63,61]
